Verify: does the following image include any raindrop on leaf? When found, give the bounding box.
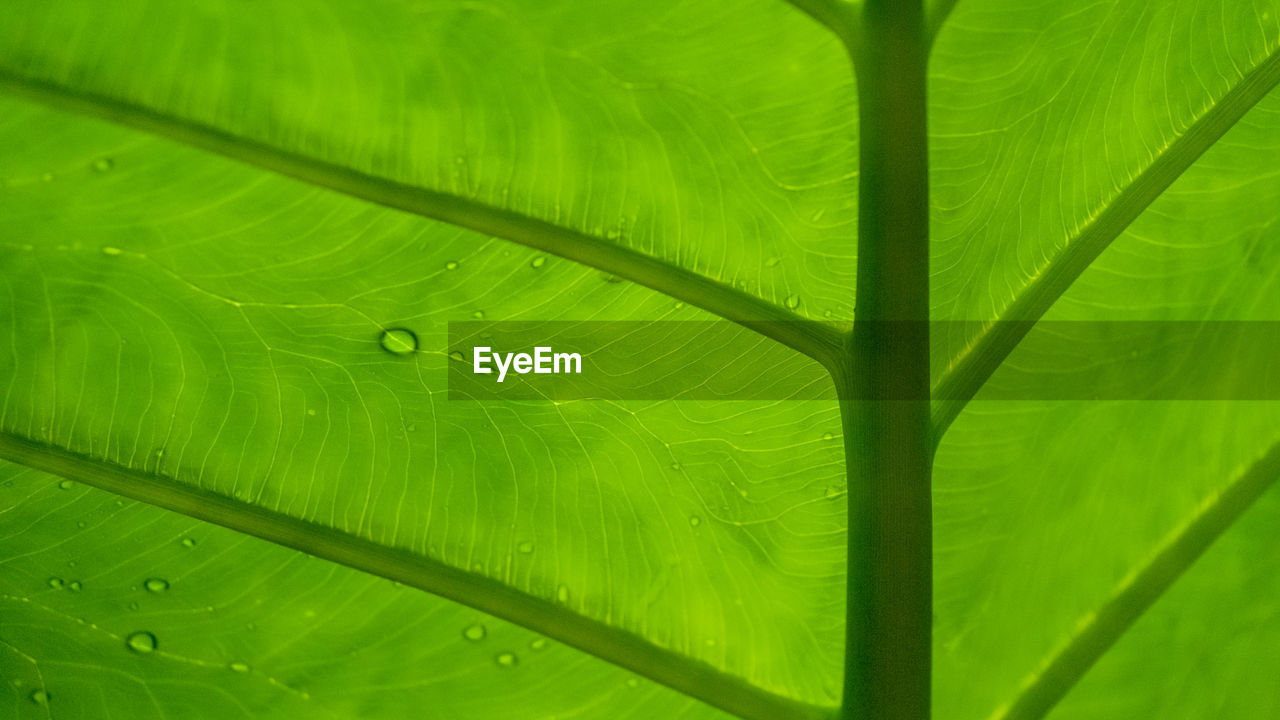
[379,328,418,356]
[126,631,158,654]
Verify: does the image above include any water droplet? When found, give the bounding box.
[530,256,546,269]
[517,541,534,554]
[379,328,418,356]
[68,581,81,592]
[824,309,834,318]
[670,461,681,470]
[765,257,780,267]
[811,208,826,221]
[673,301,685,310]
[824,485,842,500]
[92,157,114,172]
[449,350,465,362]
[406,423,418,432]
[229,662,250,673]
[445,261,459,270]
[48,577,64,589]
[29,689,49,705]
[126,631,158,654]
[471,310,485,319]
[307,408,317,416]
[627,678,639,688]
[58,480,74,490]
[101,246,123,256]
[529,637,547,651]
[128,601,139,611]
[600,273,622,284]
[556,585,570,603]
[40,172,54,182]
[181,537,196,548]
[688,516,701,527]
[784,294,801,309]
[76,521,86,529]
[463,624,486,641]
[823,432,834,441]
[144,578,169,593]
[495,652,518,668]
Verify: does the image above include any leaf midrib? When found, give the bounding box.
[0,431,835,720]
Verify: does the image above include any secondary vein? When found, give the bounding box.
[930,45,1280,442]
[0,70,844,369]
[994,434,1280,720]
[0,432,835,720]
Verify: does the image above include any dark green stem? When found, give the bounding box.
[840,1,932,719]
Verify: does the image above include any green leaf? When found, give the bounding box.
[0,461,724,719]
[2,0,1280,719]
[0,94,845,718]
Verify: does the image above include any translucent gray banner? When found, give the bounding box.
[446,321,1280,401]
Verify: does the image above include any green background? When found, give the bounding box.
[2,0,1280,718]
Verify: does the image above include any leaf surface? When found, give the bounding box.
[0,461,726,719]
[2,0,1280,718]
[0,94,847,714]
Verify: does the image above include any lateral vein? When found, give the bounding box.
[994,435,1280,720]
[0,432,835,720]
[0,70,843,368]
[930,45,1280,441]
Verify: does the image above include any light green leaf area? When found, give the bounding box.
[1048,483,1280,719]
[0,96,847,709]
[934,92,1280,719]
[929,0,1280,371]
[0,0,859,320]
[0,462,725,720]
